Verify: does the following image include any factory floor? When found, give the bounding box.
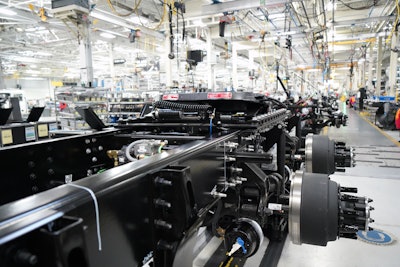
[278,108,400,267]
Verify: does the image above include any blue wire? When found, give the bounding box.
[209,118,213,137]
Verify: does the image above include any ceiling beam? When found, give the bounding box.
[90,9,165,40]
[327,31,387,42]
[333,15,396,27]
[200,0,302,16]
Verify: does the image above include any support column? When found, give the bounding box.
[362,59,366,87]
[300,70,305,95]
[232,43,238,90]
[359,58,365,88]
[79,19,94,87]
[358,65,363,89]
[353,67,358,91]
[388,31,398,96]
[0,58,5,89]
[108,43,115,91]
[206,28,214,91]
[347,73,352,93]
[376,37,383,96]
[367,42,374,91]
[248,50,255,70]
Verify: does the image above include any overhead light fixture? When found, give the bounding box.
[100,32,116,39]
[128,16,149,24]
[156,46,165,53]
[268,13,285,20]
[0,8,17,16]
[36,52,53,56]
[275,31,298,36]
[326,1,337,11]
[193,19,205,27]
[25,26,46,32]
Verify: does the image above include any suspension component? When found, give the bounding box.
[289,171,373,246]
[334,141,355,168]
[305,135,355,174]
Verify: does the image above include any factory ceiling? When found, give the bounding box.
[0,0,398,87]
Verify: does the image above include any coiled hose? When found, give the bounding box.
[154,100,212,112]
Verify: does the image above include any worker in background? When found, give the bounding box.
[59,101,67,111]
[395,107,400,142]
[340,93,347,115]
[358,87,367,111]
[349,95,356,109]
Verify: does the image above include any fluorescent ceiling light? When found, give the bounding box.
[95,40,108,45]
[193,19,205,27]
[275,31,298,36]
[25,26,46,32]
[0,8,17,16]
[25,69,41,74]
[100,32,116,39]
[36,51,53,56]
[268,13,285,20]
[326,1,337,11]
[21,77,46,80]
[113,46,129,52]
[128,16,149,24]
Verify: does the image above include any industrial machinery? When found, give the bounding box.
[375,102,400,130]
[0,92,371,267]
[287,95,348,136]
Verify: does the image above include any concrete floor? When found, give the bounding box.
[278,108,400,267]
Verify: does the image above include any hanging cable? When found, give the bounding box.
[291,5,325,19]
[167,3,175,60]
[175,4,180,73]
[209,108,215,138]
[134,0,167,31]
[67,183,102,251]
[181,11,185,41]
[320,0,327,27]
[385,0,400,44]
[152,0,168,30]
[337,0,379,11]
[106,0,142,17]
